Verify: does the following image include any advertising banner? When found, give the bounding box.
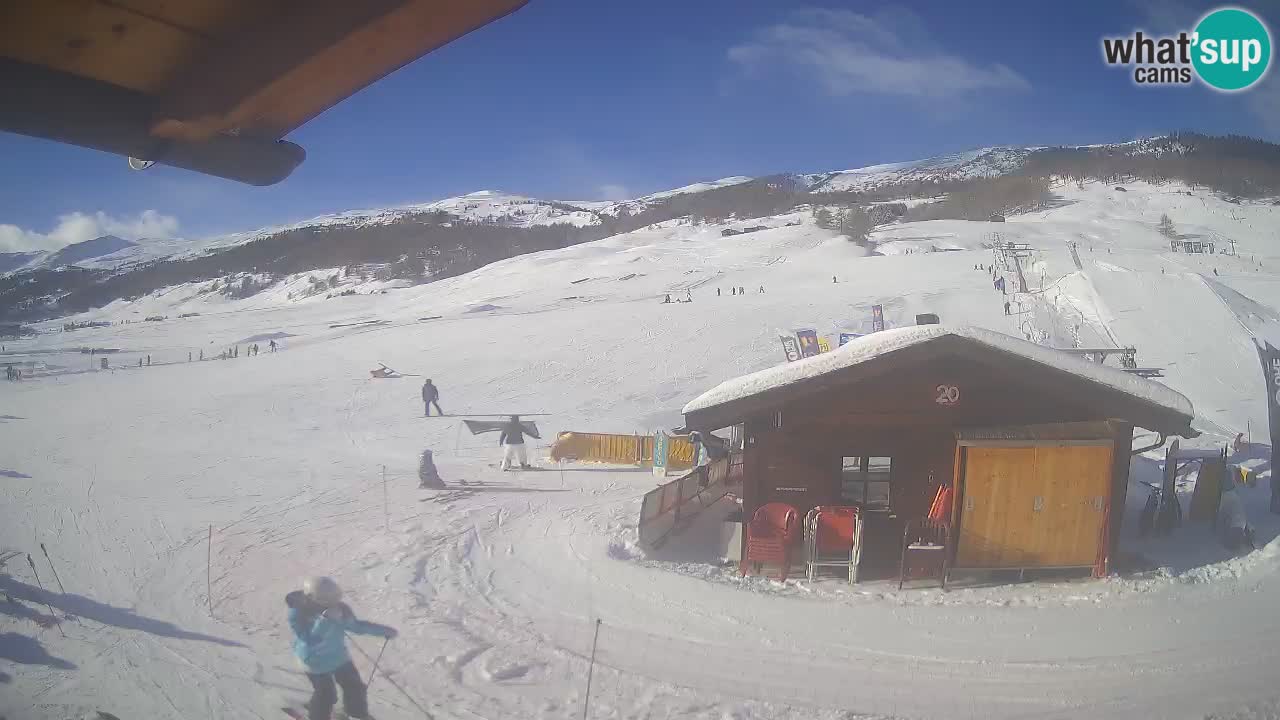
[780,335,800,362]
[795,329,821,358]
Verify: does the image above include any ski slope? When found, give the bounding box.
[5,181,1280,719]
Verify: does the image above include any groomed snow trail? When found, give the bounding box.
[5,181,1280,719]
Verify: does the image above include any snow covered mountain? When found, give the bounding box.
[802,146,1032,193]
[3,148,1039,275]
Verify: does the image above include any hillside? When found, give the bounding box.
[5,175,1280,719]
[8,133,1280,323]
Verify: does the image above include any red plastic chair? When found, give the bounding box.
[805,506,862,583]
[741,502,800,580]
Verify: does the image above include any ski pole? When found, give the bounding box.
[39,543,66,594]
[26,554,65,636]
[367,636,390,688]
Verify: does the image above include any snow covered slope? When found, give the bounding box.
[805,147,1031,193]
[6,142,1103,275]
[7,178,1280,720]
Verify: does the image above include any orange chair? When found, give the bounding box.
[741,502,800,580]
[804,506,863,583]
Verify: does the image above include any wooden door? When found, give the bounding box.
[955,447,1036,567]
[956,444,1112,569]
[1027,445,1112,567]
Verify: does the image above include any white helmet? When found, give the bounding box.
[302,576,342,606]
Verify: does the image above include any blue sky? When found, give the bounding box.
[3,0,1280,252]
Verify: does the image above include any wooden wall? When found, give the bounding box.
[736,351,1140,570]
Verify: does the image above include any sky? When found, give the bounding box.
[4,0,1280,253]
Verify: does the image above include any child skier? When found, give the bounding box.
[418,448,445,489]
[286,577,397,720]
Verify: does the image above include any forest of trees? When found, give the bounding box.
[5,132,1280,321]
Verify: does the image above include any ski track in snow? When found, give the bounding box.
[5,182,1280,719]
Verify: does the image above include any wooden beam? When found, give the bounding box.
[151,0,528,141]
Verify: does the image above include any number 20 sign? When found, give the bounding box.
[935,384,961,406]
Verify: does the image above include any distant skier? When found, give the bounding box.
[499,415,532,470]
[832,275,837,283]
[199,349,204,361]
[270,339,278,352]
[758,285,765,294]
[1004,301,1011,316]
[717,288,721,296]
[731,287,736,296]
[286,577,396,720]
[418,448,445,489]
[422,379,443,416]
[1214,268,1219,276]
[738,286,745,295]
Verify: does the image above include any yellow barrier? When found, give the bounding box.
[550,431,694,469]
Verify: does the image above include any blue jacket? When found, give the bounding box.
[286,591,390,674]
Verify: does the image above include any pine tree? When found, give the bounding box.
[1157,213,1176,238]
[839,205,874,245]
[814,208,834,229]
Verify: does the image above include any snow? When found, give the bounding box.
[805,147,1030,193]
[7,178,1280,719]
[682,324,1195,424]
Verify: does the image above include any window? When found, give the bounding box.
[841,455,892,510]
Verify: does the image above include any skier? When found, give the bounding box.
[717,288,721,296]
[758,285,765,294]
[270,339,278,352]
[199,349,204,361]
[418,448,445,489]
[1004,301,1011,316]
[286,577,396,720]
[738,286,745,295]
[832,276,837,283]
[422,379,443,416]
[499,415,531,470]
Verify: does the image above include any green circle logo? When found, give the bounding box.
[1192,7,1271,91]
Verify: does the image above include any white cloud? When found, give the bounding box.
[597,184,631,201]
[728,7,1029,100]
[0,210,179,253]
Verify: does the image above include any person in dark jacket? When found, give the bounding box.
[422,379,442,416]
[499,415,531,470]
[418,448,445,489]
[286,577,396,720]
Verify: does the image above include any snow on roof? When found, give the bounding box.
[682,325,1194,420]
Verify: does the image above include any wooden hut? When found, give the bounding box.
[682,326,1196,580]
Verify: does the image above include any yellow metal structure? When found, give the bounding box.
[550,432,694,469]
